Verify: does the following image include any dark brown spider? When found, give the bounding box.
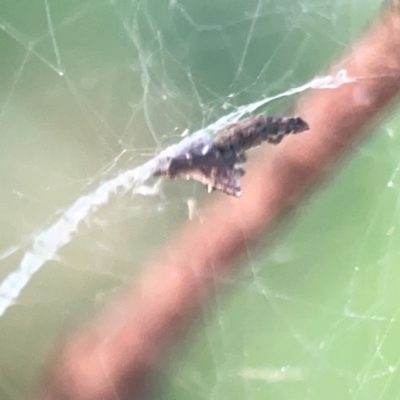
[157,114,309,196]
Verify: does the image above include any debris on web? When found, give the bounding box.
[0,70,349,317]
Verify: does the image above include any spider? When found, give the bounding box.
[157,114,309,196]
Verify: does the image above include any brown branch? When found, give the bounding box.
[36,3,400,400]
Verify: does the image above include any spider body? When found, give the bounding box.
[158,114,309,196]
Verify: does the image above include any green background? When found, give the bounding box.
[1,1,398,399]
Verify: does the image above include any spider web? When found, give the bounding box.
[0,0,397,399]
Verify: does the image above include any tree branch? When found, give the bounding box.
[36,3,400,400]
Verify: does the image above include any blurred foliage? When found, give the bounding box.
[2,1,398,400]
